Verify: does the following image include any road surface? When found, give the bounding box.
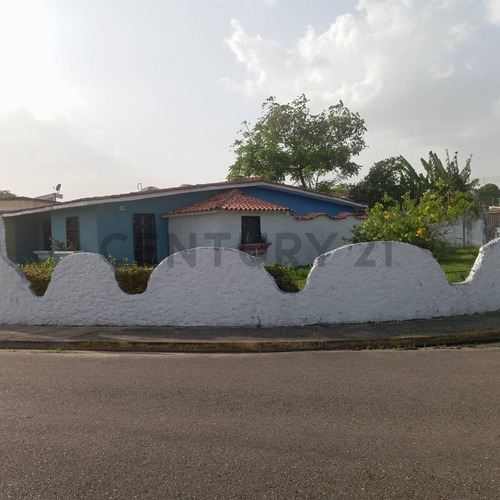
[0,349,499,499]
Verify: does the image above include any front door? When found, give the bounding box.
[133,214,157,265]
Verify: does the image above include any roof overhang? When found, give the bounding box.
[163,209,292,218]
[1,179,366,218]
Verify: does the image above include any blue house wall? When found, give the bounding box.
[239,187,355,216]
[51,207,99,253]
[6,184,363,263]
[48,190,232,263]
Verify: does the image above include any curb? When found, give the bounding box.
[1,330,499,353]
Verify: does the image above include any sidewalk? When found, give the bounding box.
[0,311,500,352]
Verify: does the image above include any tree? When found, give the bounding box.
[474,183,500,207]
[228,95,367,190]
[348,156,410,207]
[0,190,15,199]
[350,191,474,250]
[399,150,478,200]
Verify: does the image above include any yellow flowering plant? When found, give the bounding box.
[350,190,473,250]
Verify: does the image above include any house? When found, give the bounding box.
[488,206,500,241]
[1,178,367,266]
[0,196,56,214]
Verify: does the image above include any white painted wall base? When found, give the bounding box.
[0,238,499,327]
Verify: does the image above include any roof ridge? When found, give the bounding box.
[4,178,366,217]
[163,188,292,216]
[219,189,242,209]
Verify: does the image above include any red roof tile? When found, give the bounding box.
[163,189,292,216]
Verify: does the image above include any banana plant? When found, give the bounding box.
[399,150,478,200]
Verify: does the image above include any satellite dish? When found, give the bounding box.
[55,183,61,192]
[137,183,143,191]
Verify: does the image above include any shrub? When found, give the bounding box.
[265,263,300,292]
[18,258,56,296]
[350,191,473,250]
[18,256,304,296]
[114,264,153,294]
[18,256,154,296]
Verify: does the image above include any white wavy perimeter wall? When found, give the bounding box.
[1,217,499,326]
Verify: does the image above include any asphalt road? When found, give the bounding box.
[0,349,499,499]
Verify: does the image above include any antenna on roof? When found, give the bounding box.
[52,183,63,201]
[137,182,143,191]
[34,183,63,202]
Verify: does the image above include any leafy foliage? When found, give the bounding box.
[398,150,478,199]
[18,258,56,296]
[228,94,367,190]
[348,157,410,207]
[265,263,300,292]
[350,191,474,250]
[107,256,152,294]
[474,183,500,207]
[19,256,304,295]
[18,257,154,296]
[50,238,80,251]
[114,264,153,294]
[0,189,15,199]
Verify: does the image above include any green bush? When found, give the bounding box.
[106,257,153,294]
[18,256,305,295]
[265,263,300,293]
[18,257,154,296]
[350,191,474,250]
[18,258,56,296]
[114,265,153,294]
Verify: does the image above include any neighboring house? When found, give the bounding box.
[488,206,500,241]
[0,196,56,213]
[1,178,367,266]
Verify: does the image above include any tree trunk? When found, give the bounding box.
[298,168,307,189]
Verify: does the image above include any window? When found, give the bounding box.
[65,217,80,250]
[241,216,261,244]
[133,214,158,265]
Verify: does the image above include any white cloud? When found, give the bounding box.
[430,63,455,80]
[485,0,500,24]
[223,0,500,175]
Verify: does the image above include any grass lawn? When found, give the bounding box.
[432,246,479,283]
[290,246,480,289]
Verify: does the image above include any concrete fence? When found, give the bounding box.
[1,214,500,326]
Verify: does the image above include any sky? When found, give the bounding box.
[0,0,499,201]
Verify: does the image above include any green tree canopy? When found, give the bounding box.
[0,190,15,199]
[348,156,410,207]
[474,183,500,207]
[228,95,367,190]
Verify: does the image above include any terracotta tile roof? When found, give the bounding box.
[164,189,291,216]
[294,212,369,221]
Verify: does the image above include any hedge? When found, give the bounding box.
[17,258,302,296]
